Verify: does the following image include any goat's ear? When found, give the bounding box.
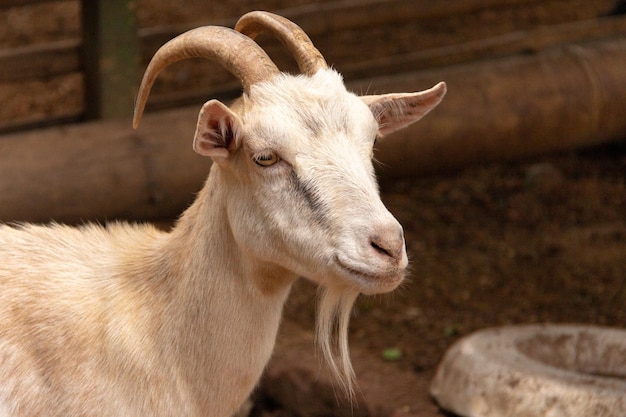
[193,99,242,159]
[361,82,446,137]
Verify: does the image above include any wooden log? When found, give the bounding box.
[365,38,626,178]
[0,39,80,83]
[0,107,209,223]
[1,37,625,223]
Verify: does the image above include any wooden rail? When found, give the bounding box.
[2,36,625,223]
[0,0,621,133]
[1,0,139,125]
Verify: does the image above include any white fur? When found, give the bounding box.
[0,64,444,416]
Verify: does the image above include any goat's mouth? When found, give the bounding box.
[333,255,405,294]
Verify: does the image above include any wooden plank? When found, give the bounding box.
[0,0,71,9]
[0,113,82,135]
[277,0,545,35]
[2,38,625,222]
[0,39,80,82]
[138,0,617,55]
[137,0,548,56]
[3,0,619,83]
[2,14,625,132]
[0,0,621,132]
[81,0,140,120]
[1,0,619,84]
[340,15,626,79]
[141,15,626,111]
[3,11,624,85]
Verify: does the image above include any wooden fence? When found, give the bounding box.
[1,0,625,222]
[0,0,623,133]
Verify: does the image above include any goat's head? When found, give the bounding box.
[134,11,446,394]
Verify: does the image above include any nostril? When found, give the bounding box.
[371,240,393,258]
[370,232,404,261]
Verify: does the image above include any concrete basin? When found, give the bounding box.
[430,324,626,417]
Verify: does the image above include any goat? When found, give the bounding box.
[0,11,445,417]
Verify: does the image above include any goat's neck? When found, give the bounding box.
[167,168,296,296]
[156,167,296,413]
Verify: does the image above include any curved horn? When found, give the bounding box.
[235,11,327,75]
[133,26,279,128]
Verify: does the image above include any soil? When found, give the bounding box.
[285,143,626,376]
[253,143,626,417]
[1,1,625,415]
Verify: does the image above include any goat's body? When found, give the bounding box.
[0,11,446,416]
[0,175,294,417]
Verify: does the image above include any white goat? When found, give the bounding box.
[0,11,445,417]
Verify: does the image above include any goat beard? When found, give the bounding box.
[315,286,360,399]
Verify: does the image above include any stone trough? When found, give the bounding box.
[430,324,626,417]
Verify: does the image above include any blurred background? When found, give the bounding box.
[0,1,624,416]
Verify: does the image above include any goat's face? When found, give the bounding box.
[194,70,445,295]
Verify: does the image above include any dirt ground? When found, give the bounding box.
[285,142,626,372]
[377,145,625,366]
[260,143,625,416]
[1,1,625,415]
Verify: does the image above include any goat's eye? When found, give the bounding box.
[253,151,280,167]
